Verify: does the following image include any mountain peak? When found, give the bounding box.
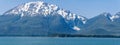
[109,12,120,21]
[99,12,120,22]
[100,12,111,17]
[3,1,86,20]
[4,1,59,16]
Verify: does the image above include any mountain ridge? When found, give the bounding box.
[0,1,120,36]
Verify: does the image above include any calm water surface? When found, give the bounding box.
[0,37,119,45]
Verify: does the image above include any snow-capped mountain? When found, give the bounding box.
[79,12,120,35]
[0,1,120,36]
[0,1,89,36]
[4,1,87,31]
[4,1,87,23]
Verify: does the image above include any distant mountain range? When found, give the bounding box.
[0,1,120,37]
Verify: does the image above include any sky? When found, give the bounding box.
[0,0,120,18]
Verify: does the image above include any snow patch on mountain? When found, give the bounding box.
[73,26,80,31]
[110,15,119,21]
[4,1,58,16]
[57,9,68,18]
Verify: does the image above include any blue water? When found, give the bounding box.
[0,37,119,45]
